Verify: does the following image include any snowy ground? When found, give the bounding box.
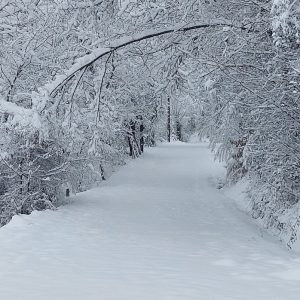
[1,142,300,299]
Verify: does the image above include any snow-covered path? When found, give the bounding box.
[1,143,300,300]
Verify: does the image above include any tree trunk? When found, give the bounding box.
[100,164,106,180]
[140,122,144,153]
[128,120,139,158]
[176,119,182,141]
[167,97,171,142]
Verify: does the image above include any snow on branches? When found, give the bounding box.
[272,0,300,48]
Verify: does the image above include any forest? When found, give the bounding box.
[0,0,300,247]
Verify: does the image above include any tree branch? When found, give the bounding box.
[48,22,245,96]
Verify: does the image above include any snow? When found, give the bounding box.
[0,98,31,118]
[44,47,110,95]
[118,0,136,16]
[1,142,300,299]
[204,78,215,91]
[0,97,44,133]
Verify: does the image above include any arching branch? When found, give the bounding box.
[0,22,245,127]
[48,22,246,96]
